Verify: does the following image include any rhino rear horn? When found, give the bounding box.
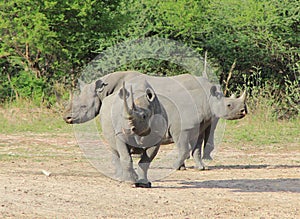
[130,85,137,110]
[122,82,132,117]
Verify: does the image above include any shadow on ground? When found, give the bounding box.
[209,164,300,170]
[156,177,300,193]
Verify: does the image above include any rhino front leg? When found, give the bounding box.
[192,133,206,170]
[115,138,138,183]
[135,145,160,188]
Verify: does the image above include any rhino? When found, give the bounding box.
[185,91,247,170]
[202,92,247,161]
[63,71,247,174]
[99,80,167,188]
[139,74,247,170]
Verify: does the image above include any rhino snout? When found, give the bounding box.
[232,107,247,119]
[63,115,73,124]
[130,126,151,136]
[240,108,247,116]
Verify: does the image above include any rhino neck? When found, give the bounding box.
[100,71,142,101]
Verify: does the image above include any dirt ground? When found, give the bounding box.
[0,132,299,218]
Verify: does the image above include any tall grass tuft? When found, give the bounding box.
[240,67,299,120]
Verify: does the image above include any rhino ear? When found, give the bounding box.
[95,80,108,94]
[78,79,86,91]
[118,85,129,100]
[210,86,217,97]
[146,87,155,102]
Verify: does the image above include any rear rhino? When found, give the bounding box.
[100,80,167,188]
[202,92,247,160]
[168,75,247,170]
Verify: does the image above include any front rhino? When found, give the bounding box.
[100,80,167,188]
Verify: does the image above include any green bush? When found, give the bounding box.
[0,0,299,119]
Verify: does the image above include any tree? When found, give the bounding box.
[0,0,124,104]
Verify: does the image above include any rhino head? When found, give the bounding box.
[223,91,247,120]
[63,79,107,124]
[119,81,157,137]
[209,85,247,120]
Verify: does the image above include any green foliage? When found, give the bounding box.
[238,67,300,119]
[0,0,124,105]
[10,71,45,104]
[0,0,299,118]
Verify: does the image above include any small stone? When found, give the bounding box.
[41,170,51,177]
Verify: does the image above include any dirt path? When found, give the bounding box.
[0,133,299,218]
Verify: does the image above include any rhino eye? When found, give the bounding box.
[227,103,232,109]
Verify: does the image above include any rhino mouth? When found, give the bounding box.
[64,116,82,124]
[226,111,247,120]
[131,126,151,136]
[66,118,73,124]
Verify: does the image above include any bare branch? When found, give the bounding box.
[224,59,236,96]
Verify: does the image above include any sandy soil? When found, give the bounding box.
[0,132,299,218]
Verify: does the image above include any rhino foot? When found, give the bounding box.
[174,162,186,170]
[195,165,209,171]
[121,171,138,183]
[202,154,213,160]
[178,165,187,171]
[134,182,152,188]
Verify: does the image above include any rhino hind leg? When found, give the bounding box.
[192,147,206,170]
[178,163,186,170]
[203,143,214,160]
[174,146,190,170]
[203,119,217,160]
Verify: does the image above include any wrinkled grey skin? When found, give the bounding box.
[100,80,167,188]
[63,71,247,173]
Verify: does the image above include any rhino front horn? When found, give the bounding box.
[230,93,236,98]
[240,90,247,102]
